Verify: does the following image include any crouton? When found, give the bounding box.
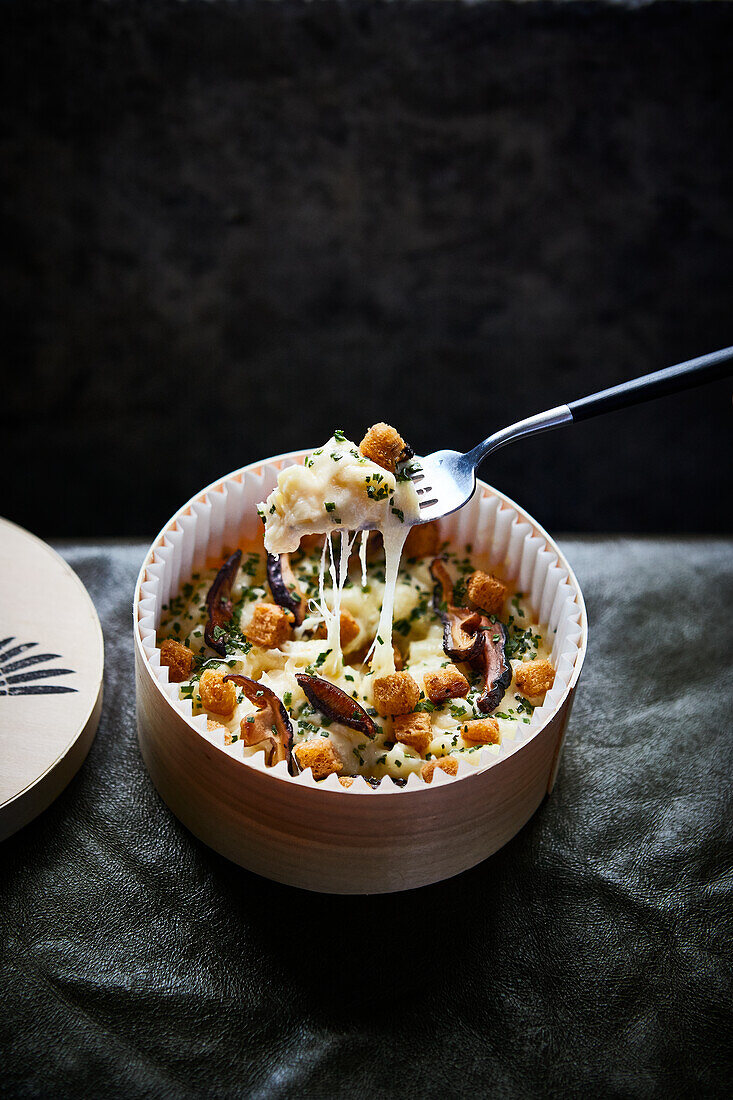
[338,776,355,788]
[294,737,344,780]
[393,712,433,755]
[403,521,440,559]
[515,658,555,698]
[316,609,361,648]
[460,717,500,744]
[199,668,237,718]
[373,671,420,716]
[359,423,407,472]
[466,571,507,616]
[160,638,194,683]
[246,602,293,649]
[421,757,459,783]
[423,665,469,703]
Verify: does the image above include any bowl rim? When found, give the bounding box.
[133,449,588,796]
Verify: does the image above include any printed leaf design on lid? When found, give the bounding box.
[0,637,77,696]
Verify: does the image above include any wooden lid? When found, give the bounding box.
[0,518,104,840]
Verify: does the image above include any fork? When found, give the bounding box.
[409,345,733,523]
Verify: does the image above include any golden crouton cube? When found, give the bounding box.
[316,609,361,648]
[338,776,355,788]
[160,638,194,683]
[421,757,459,783]
[246,602,293,649]
[372,672,420,716]
[460,717,500,744]
[294,737,344,780]
[358,423,407,472]
[467,571,507,616]
[199,668,237,718]
[423,666,469,703]
[403,521,440,559]
[515,658,555,698]
[393,712,433,756]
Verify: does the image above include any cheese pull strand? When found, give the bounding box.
[315,530,358,675]
[261,432,421,678]
[365,521,410,677]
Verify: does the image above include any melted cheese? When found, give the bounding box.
[313,530,359,675]
[159,547,553,782]
[365,522,410,676]
[261,434,420,675]
[262,435,419,554]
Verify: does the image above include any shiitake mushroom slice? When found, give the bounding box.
[205,550,242,657]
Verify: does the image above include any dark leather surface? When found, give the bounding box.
[1,539,732,1098]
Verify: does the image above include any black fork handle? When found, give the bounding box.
[468,344,733,470]
[568,346,733,422]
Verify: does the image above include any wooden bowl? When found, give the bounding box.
[134,453,587,894]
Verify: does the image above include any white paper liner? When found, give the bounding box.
[135,453,586,792]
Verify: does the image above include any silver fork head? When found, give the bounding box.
[407,406,574,524]
[408,449,477,524]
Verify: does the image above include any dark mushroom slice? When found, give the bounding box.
[430,558,486,663]
[430,558,454,608]
[267,553,307,626]
[471,622,512,714]
[223,674,296,774]
[443,609,487,664]
[204,550,242,656]
[295,674,378,738]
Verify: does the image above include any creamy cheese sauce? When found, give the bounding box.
[262,434,420,555]
[159,542,553,783]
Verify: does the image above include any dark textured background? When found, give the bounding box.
[1,538,732,1098]
[2,0,733,538]
[2,6,733,1096]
